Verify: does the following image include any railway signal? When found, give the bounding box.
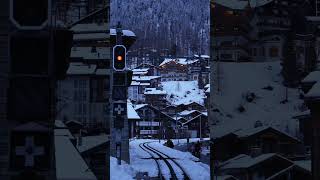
[6,0,72,179]
[113,45,126,71]
[10,0,50,30]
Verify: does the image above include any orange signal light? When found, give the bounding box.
[117,55,123,61]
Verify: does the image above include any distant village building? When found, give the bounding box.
[212,0,316,66]
[181,113,209,138]
[128,75,161,103]
[133,104,177,139]
[127,100,141,138]
[134,63,161,76]
[144,88,167,109]
[159,58,189,81]
[159,57,210,83]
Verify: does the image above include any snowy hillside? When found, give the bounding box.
[212,61,306,138]
[110,0,210,56]
[161,81,206,106]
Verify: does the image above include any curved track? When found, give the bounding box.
[139,141,190,180]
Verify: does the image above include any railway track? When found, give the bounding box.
[139,141,190,180]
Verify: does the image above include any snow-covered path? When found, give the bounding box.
[130,139,210,180]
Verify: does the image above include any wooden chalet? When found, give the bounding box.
[217,153,311,180]
[213,126,302,161]
[134,63,161,76]
[133,104,179,139]
[182,113,209,138]
[159,58,189,81]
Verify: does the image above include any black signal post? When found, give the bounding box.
[5,0,72,179]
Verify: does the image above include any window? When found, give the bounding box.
[269,47,279,57]
[74,80,78,88]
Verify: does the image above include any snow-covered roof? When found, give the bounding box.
[67,62,97,75]
[128,100,141,119]
[132,76,160,81]
[132,71,148,75]
[306,16,320,22]
[71,47,110,59]
[54,129,75,140]
[140,83,151,86]
[219,153,286,169]
[144,88,167,95]
[55,120,67,128]
[205,87,210,93]
[214,0,274,10]
[305,81,320,99]
[294,160,311,172]
[292,110,311,119]
[77,134,109,153]
[130,81,140,86]
[194,54,210,58]
[301,71,320,84]
[159,58,198,66]
[110,29,136,37]
[130,81,151,86]
[55,135,97,180]
[66,119,83,126]
[204,84,210,89]
[132,68,149,72]
[182,113,208,126]
[233,126,300,142]
[179,110,199,116]
[133,104,148,110]
[73,33,108,41]
[71,23,108,33]
[95,68,111,75]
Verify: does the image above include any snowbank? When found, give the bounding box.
[110,157,136,180]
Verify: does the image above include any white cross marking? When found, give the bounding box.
[115,104,125,115]
[15,136,45,167]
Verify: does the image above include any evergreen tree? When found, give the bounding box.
[170,43,178,58]
[281,32,299,87]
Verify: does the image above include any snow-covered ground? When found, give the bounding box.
[212,61,306,138]
[110,157,136,180]
[111,139,210,180]
[161,81,206,106]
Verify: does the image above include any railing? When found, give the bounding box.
[140,130,158,135]
[136,121,160,126]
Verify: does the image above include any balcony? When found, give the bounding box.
[140,130,159,135]
[136,121,160,127]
